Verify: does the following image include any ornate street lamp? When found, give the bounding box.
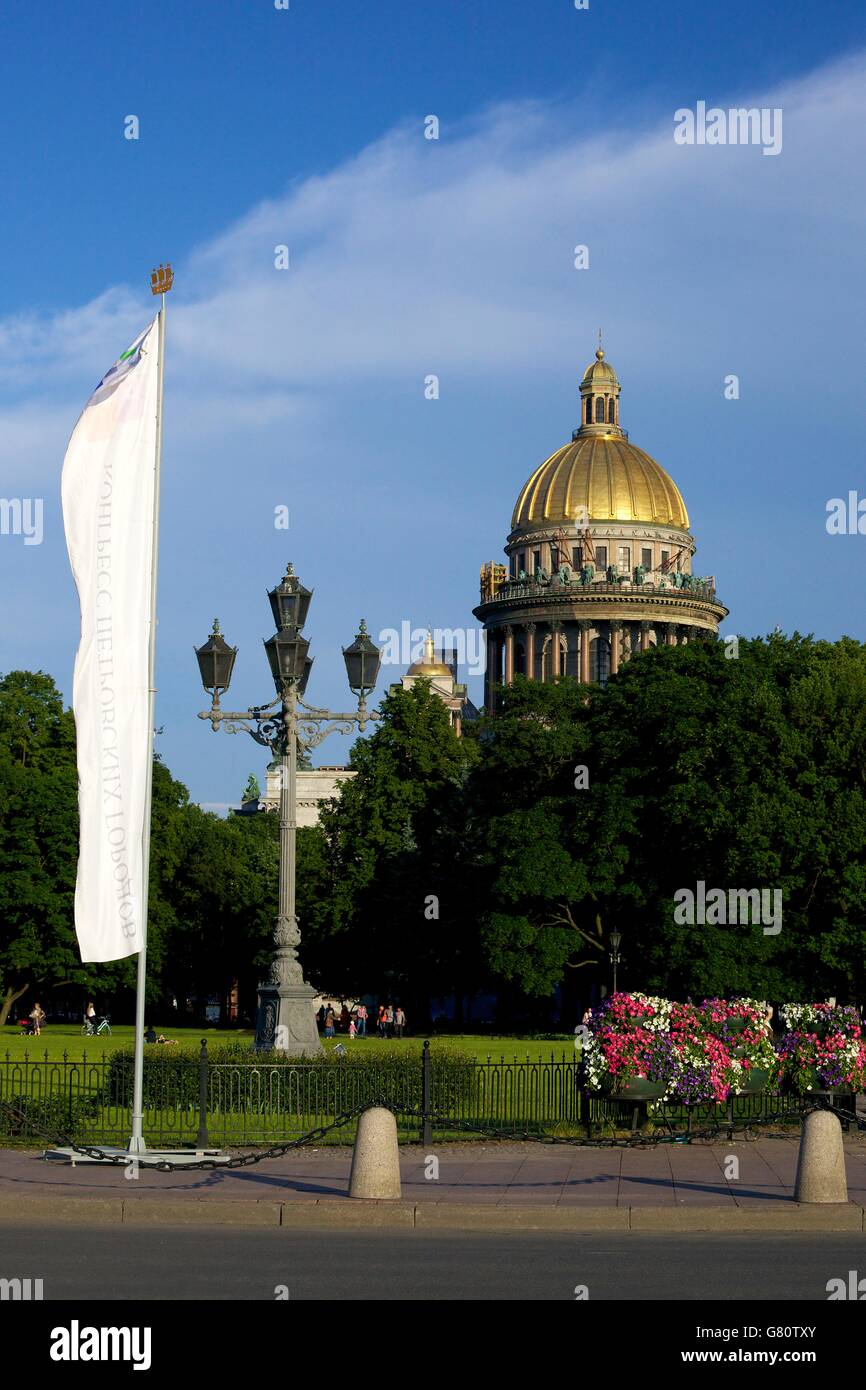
[194,620,238,707]
[609,928,623,996]
[195,562,381,1054]
[342,619,381,710]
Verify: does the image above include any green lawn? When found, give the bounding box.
[1,1024,578,1063]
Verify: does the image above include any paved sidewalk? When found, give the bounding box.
[0,1137,865,1230]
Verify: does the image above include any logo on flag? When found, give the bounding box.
[88,327,151,408]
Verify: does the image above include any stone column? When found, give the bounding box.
[504,626,514,685]
[579,620,590,684]
[550,621,562,679]
[483,633,493,712]
[640,620,651,652]
[525,622,536,681]
[609,620,621,676]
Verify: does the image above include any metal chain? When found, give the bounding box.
[0,1095,374,1170]
[2,1092,863,1168]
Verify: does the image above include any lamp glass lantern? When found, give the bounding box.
[298,657,313,697]
[268,563,312,633]
[264,628,310,691]
[342,619,381,695]
[195,620,237,696]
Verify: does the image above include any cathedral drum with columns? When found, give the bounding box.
[474,347,728,710]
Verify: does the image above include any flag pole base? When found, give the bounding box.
[42,1146,230,1167]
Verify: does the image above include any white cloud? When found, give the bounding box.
[1,50,864,487]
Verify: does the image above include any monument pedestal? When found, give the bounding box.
[255,979,322,1056]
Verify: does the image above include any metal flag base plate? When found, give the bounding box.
[42,1146,231,1167]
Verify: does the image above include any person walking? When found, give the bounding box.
[394,1006,406,1039]
[324,1006,336,1038]
[348,1018,357,1039]
[356,1003,367,1037]
[384,1003,394,1039]
[377,1005,387,1039]
[29,1002,45,1036]
[339,1003,351,1033]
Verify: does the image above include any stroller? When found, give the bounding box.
[18,1017,38,1036]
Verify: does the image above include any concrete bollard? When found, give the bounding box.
[348,1107,402,1200]
[794,1110,848,1203]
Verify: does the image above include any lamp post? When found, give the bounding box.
[194,562,381,1054]
[609,929,623,996]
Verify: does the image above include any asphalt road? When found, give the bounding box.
[0,1226,859,1301]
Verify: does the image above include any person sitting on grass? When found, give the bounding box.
[144,1026,177,1045]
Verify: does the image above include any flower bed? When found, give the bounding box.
[583,993,862,1103]
[775,1003,866,1094]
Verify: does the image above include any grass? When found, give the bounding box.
[1,1024,248,1062]
[0,1025,583,1149]
[1,1024,578,1063]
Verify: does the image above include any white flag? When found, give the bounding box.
[62,318,160,962]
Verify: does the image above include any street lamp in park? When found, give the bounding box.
[194,562,381,1054]
[609,929,623,996]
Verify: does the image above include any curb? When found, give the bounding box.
[0,1195,863,1233]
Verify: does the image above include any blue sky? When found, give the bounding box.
[2,0,866,808]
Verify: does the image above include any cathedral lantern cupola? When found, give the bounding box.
[577,347,623,438]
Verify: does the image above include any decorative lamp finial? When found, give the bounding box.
[150,263,174,295]
[212,618,221,635]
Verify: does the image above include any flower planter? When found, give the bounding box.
[734,1067,769,1096]
[784,1067,832,1094]
[613,1078,668,1101]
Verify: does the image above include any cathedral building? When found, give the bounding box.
[474,347,727,710]
[389,631,476,735]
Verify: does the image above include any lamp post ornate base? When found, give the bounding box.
[255,980,321,1055]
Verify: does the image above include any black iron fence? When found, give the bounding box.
[0,1043,850,1148]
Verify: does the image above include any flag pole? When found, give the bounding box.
[128,265,172,1156]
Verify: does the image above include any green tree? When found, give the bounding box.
[303,682,479,1016]
[0,672,84,1024]
[470,635,866,1007]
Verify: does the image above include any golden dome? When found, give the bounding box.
[407,659,453,678]
[580,347,619,387]
[511,434,689,530]
[406,633,453,679]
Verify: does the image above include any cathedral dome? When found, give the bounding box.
[511,434,689,530]
[405,632,453,678]
[511,347,689,531]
